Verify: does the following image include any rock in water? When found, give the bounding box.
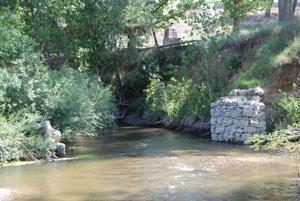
[56,142,66,157]
[40,120,66,158]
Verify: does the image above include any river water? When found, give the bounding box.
[0,127,299,201]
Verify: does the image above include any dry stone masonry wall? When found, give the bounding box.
[210,87,266,143]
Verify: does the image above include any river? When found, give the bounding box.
[0,127,299,201]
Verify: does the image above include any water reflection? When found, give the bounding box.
[0,127,298,201]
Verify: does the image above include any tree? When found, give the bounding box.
[222,0,273,28]
[278,0,298,22]
[264,0,273,17]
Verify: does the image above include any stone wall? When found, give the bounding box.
[210,87,266,143]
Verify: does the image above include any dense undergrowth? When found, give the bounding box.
[0,10,114,163]
[123,39,240,121]
[122,18,300,154]
[248,84,300,154]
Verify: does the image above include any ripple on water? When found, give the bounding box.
[174,165,195,172]
[0,189,12,200]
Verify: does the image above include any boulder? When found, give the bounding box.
[229,87,264,97]
[41,121,61,143]
[56,142,66,157]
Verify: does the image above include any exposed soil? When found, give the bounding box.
[263,59,300,128]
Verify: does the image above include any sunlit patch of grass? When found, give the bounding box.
[275,34,300,65]
[232,20,300,89]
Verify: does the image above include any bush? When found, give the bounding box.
[247,126,300,154]
[0,111,42,163]
[145,76,211,120]
[248,85,300,154]
[0,9,115,163]
[45,67,115,137]
[277,86,300,126]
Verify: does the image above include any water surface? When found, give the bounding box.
[0,127,299,201]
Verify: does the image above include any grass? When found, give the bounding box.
[232,20,300,89]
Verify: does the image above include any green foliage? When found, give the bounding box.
[0,9,115,163]
[222,0,272,23]
[145,76,211,119]
[129,36,238,120]
[248,85,300,154]
[233,20,300,88]
[276,84,300,126]
[46,68,114,136]
[2,0,203,73]
[179,0,232,40]
[25,136,53,159]
[0,111,42,163]
[247,127,300,154]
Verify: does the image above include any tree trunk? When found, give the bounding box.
[233,0,241,29]
[152,28,159,47]
[265,0,273,17]
[233,19,240,29]
[115,68,122,107]
[279,0,295,22]
[265,9,271,17]
[293,0,298,14]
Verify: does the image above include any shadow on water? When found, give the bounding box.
[74,126,253,160]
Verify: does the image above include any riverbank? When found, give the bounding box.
[0,155,84,168]
[120,114,211,137]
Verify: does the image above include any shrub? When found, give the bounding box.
[145,76,211,120]
[0,111,42,163]
[248,85,300,154]
[277,86,300,126]
[45,67,115,137]
[0,9,115,163]
[247,126,300,154]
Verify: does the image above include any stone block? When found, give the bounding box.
[230,108,242,118]
[211,134,218,141]
[216,126,225,133]
[210,87,266,144]
[223,118,233,126]
[242,106,254,117]
[235,118,249,128]
[210,117,217,124]
[249,119,259,127]
[258,121,266,130]
[244,127,257,134]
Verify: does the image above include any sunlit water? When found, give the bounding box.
[0,127,299,201]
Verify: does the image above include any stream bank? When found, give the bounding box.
[121,113,211,138]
